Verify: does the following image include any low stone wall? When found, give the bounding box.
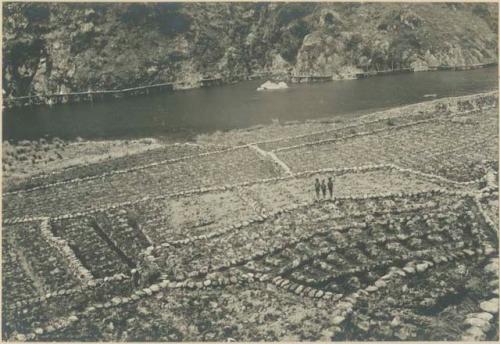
[6,91,496,198]
[3,161,488,225]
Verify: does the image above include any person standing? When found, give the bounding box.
[328,177,334,198]
[321,179,327,198]
[315,178,321,199]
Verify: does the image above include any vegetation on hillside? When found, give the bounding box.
[2,2,498,97]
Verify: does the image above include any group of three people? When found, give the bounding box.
[315,177,334,199]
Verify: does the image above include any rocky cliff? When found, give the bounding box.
[3,2,498,98]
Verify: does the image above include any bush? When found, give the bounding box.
[16,146,28,154]
[126,209,142,230]
[346,33,363,51]
[22,4,50,24]
[153,4,191,35]
[289,19,310,38]
[120,3,149,25]
[158,13,191,35]
[276,3,316,26]
[70,30,96,55]
[387,118,396,126]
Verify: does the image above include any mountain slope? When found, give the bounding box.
[2,2,498,98]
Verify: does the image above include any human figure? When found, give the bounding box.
[327,177,334,198]
[131,268,140,288]
[321,179,327,198]
[315,178,321,199]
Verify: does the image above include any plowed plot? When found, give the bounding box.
[155,192,479,278]
[3,147,281,219]
[4,223,80,293]
[2,231,40,305]
[128,168,445,244]
[20,194,497,342]
[245,169,447,213]
[4,144,222,193]
[52,219,131,278]
[147,190,258,242]
[256,119,392,152]
[348,256,495,341]
[276,110,498,182]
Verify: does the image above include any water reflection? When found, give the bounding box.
[3,67,498,142]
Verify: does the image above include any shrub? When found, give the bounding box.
[289,19,310,38]
[17,154,28,161]
[70,30,96,55]
[153,4,191,35]
[387,118,396,126]
[347,33,363,50]
[120,3,149,25]
[16,146,28,154]
[22,4,50,24]
[276,3,316,26]
[126,209,142,230]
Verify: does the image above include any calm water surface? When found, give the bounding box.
[3,67,498,142]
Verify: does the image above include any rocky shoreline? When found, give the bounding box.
[3,3,497,109]
[3,63,497,109]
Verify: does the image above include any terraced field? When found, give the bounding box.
[2,92,499,341]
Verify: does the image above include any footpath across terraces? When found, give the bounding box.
[2,91,499,341]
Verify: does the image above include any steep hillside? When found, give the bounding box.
[2,2,498,98]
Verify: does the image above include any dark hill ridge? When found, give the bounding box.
[2,2,498,99]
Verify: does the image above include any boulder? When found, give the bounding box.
[468,312,494,322]
[15,334,27,341]
[315,290,324,298]
[111,296,121,305]
[465,325,485,340]
[464,317,490,331]
[484,260,499,275]
[256,81,289,91]
[416,263,428,272]
[390,316,401,327]
[403,267,416,274]
[332,315,345,325]
[480,299,498,314]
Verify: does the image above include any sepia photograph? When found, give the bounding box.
[2,1,499,341]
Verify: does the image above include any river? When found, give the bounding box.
[3,67,498,142]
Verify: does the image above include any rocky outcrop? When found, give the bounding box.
[3,3,498,103]
[256,81,288,91]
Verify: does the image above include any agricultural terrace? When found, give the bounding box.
[2,92,499,341]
